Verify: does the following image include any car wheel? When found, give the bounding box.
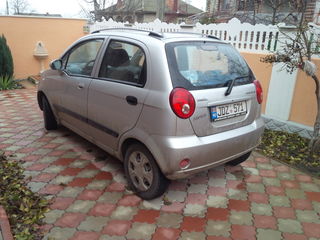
[124,143,169,200]
[227,151,252,166]
[42,96,58,130]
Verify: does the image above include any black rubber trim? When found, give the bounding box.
[54,104,119,138]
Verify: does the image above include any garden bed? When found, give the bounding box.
[0,152,49,239]
[257,129,320,178]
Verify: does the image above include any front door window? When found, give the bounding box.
[65,39,103,76]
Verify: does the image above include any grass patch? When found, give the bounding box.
[0,152,49,239]
[257,129,320,177]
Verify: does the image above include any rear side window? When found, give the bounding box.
[166,42,254,90]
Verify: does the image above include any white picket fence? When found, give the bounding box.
[90,18,282,52]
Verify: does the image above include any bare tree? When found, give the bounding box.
[234,0,301,25]
[234,0,262,25]
[264,0,288,24]
[262,0,320,154]
[80,0,114,21]
[10,0,30,14]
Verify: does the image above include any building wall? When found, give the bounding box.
[241,52,316,128]
[241,52,273,114]
[0,16,88,79]
[289,61,318,127]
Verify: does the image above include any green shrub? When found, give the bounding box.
[0,34,14,78]
[0,75,17,90]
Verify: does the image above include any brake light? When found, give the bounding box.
[169,88,195,119]
[253,80,263,104]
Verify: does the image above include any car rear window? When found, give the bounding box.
[165,41,254,90]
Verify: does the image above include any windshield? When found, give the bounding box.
[166,41,254,90]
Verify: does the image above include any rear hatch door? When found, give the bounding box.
[166,41,259,137]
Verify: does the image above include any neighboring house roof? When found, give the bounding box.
[103,0,202,15]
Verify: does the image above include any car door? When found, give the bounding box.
[57,39,104,135]
[87,39,149,152]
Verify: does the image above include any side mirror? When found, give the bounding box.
[50,59,63,70]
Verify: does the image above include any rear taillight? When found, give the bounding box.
[169,88,195,119]
[253,80,263,104]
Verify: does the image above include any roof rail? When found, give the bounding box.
[206,35,220,40]
[91,27,163,38]
[161,31,220,40]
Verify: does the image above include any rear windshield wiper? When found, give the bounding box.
[225,76,249,96]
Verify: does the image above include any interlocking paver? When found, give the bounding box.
[183,203,206,217]
[66,200,95,213]
[165,190,187,202]
[152,227,180,240]
[156,213,182,228]
[179,231,206,240]
[27,181,46,192]
[71,232,101,240]
[86,179,110,190]
[102,220,131,236]
[57,187,84,198]
[44,209,65,224]
[246,183,265,193]
[126,222,156,239]
[97,192,123,203]
[257,229,282,240]
[206,220,231,237]
[55,212,86,228]
[77,216,109,231]
[251,203,273,216]
[207,196,229,208]
[285,189,306,199]
[269,195,291,207]
[2,88,320,239]
[110,206,138,220]
[229,210,253,225]
[99,235,126,240]
[44,227,76,239]
[278,219,303,234]
[181,216,206,232]
[295,210,320,223]
[231,225,256,240]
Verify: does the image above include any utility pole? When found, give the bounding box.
[156,0,165,21]
[6,0,9,15]
[206,0,211,13]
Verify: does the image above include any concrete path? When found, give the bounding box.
[0,88,319,240]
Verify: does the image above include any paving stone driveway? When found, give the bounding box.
[0,88,320,240]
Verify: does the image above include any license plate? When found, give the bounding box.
[211,101,247,121]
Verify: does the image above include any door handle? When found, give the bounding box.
[78,83,85,89]
[126,96,138,105]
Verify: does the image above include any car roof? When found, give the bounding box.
[89,28,222,43]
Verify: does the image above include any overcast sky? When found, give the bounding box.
[0,0,206,18]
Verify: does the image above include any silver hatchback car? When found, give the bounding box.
[38,29,264,199]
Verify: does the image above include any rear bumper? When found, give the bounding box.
[152,118,264,180]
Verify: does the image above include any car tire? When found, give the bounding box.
[42,97,58,130]
[124,143,169,200]
[227,151,252,166]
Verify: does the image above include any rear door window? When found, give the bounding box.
[98,40,146,86]
[166,42,253,90]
